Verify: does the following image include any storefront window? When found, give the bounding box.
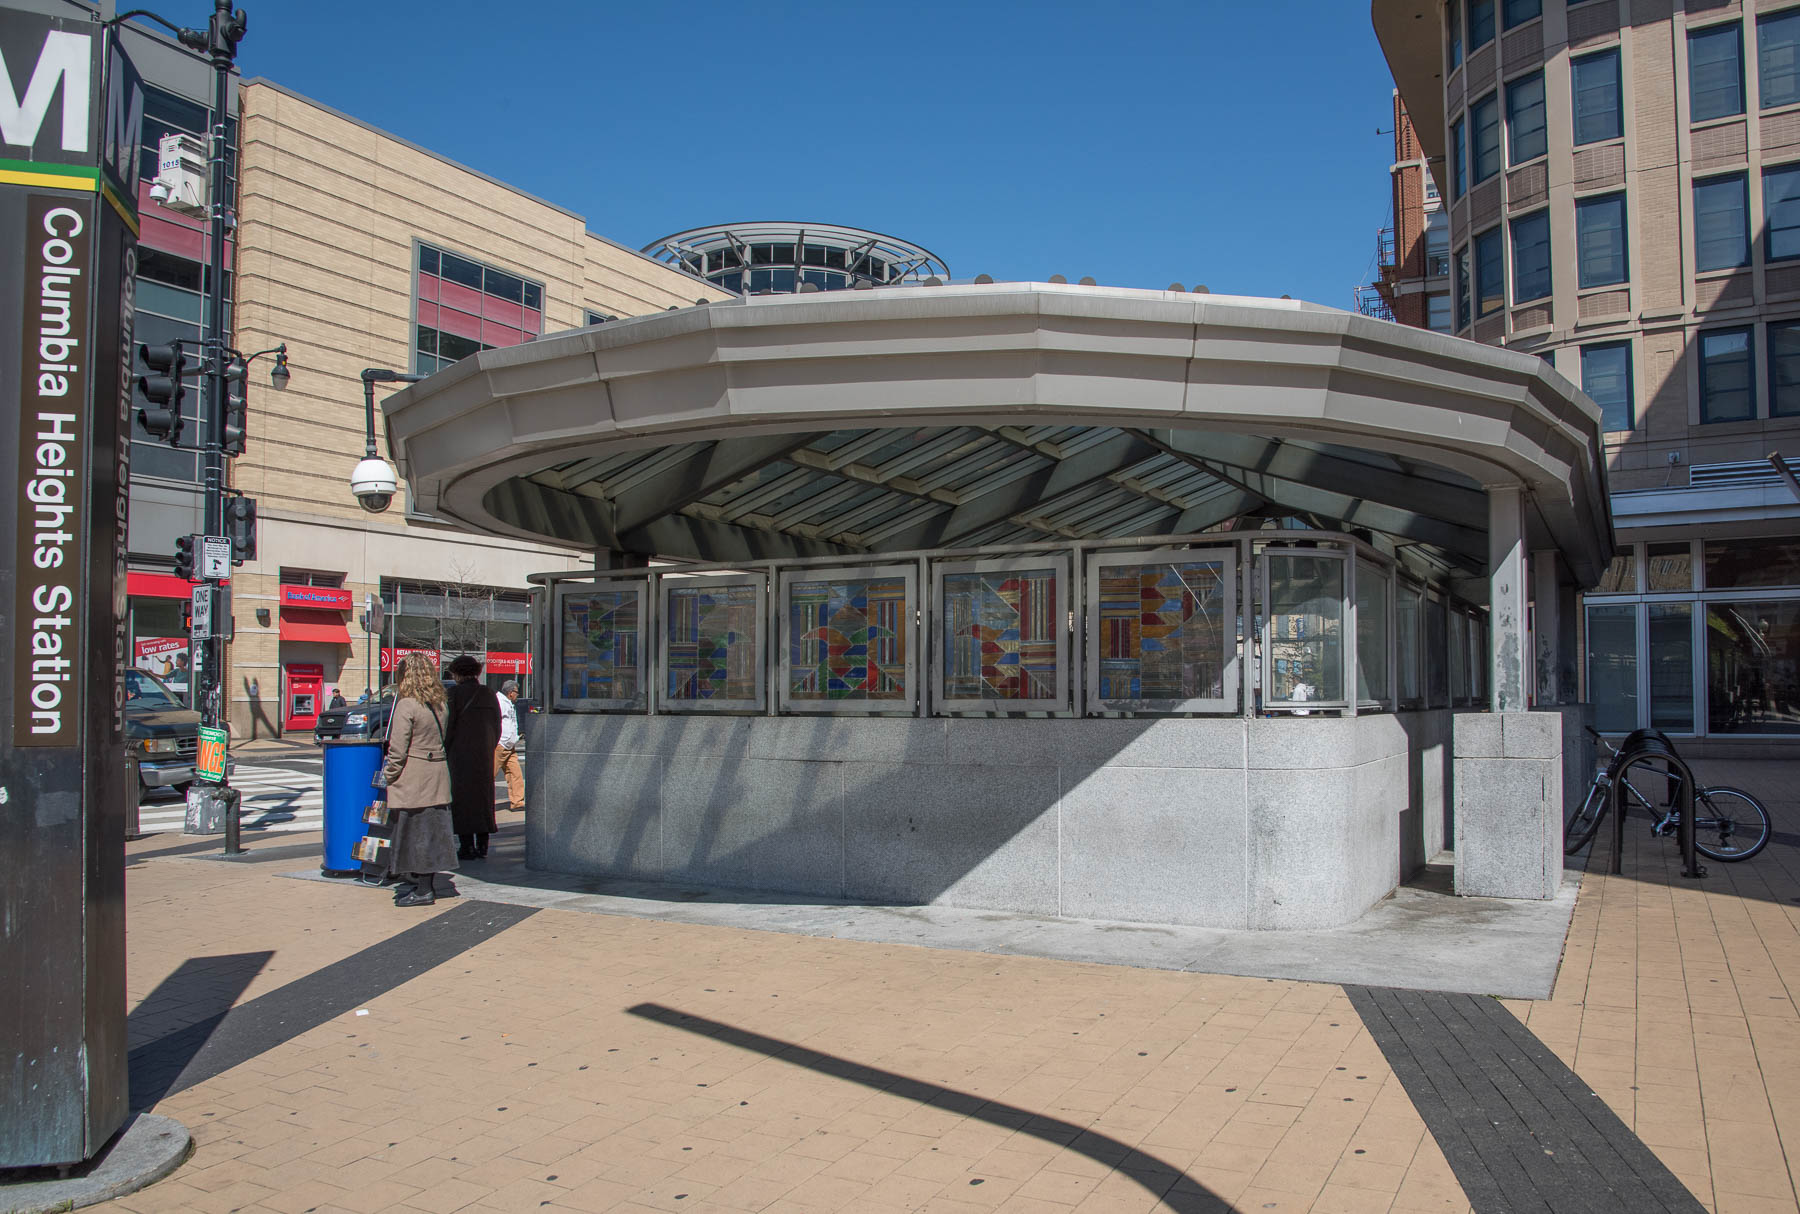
[1646,542,1693,592]
[1265,553,1345,706]
[131,598,190,698]
[1355,560,1390,703]
[1707,601,1800,733]
[1649,603,1694,731]
[1704,536,1800,588]
[1587,604,1639,732]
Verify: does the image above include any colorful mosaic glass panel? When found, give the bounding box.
[1095,560,1227,704]
[787,574,909,703]
[941,568,1059,701]
[665,582,760,705]
[559,590,640,702]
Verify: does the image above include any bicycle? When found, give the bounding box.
[1564,726,1771,862]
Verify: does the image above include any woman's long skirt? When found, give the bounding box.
[385,804,460,876]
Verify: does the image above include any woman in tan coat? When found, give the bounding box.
[381,654,458,907]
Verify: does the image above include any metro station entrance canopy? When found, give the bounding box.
[383,282,1613,589]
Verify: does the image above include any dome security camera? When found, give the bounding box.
[350,455,398,513]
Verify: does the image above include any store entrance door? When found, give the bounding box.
[284,663,325,732]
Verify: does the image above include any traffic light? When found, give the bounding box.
[222,385,247,456]
[225,495,257,564]
[136,341,187,445]
[173,533,196,581]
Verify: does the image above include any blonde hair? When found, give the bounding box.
[394,653,446,710]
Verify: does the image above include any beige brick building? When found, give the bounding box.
[125,76,726,740]
[1375,0,1800,744]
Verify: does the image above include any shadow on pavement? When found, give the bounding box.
[128,952,272,1110]
[626,1002,1237,1213]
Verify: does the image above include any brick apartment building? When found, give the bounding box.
[1374,0,1800,747]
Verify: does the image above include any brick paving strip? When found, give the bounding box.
[129,901,537,1107]
[1349,985,1708,1214]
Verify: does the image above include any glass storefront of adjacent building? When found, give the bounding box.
[379,579,534,696]
[1585,536,1800,735]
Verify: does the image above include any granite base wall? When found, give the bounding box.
[524,711,1453,930]
[1451,708,1584,900]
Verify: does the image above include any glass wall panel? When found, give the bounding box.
[1355,561,1391,703]
[1647,542,1693,591]
[663,579,764,711]
[1450,611,1469,703]
[557,585,644,709]
[1587,603,1638,732]
[1648,603,1694,732]
[938,561,1065,709]
[1597,550,1638,592]
[1397,583,1422,706]
[1707,601,1800,733]
[1265,553,1345,706]
[1704,536,1800,587]
[783,568,913,710]
[1089,551,1234,712]
[1426,596,1450,706]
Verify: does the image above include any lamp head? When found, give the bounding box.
[270,347,290,389]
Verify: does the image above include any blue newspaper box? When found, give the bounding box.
[321,739,383,878]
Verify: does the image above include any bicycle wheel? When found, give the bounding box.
[1565,781,1609,854]
[1690,787,1771,862]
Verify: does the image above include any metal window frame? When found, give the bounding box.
[930,554,1071,714]
[1085,546,1238,716]
[777,562,919,715]
[551,578,649,712]
[657,573,767,714]
[1260,548,1351,713]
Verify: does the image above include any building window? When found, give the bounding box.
[1475,227,1505,317]
[1587,604,1639,732]
[1449,0,1464,69]
[1699,327,1756,422]
[1510,210,1551,304]
[1506,71,1547,163]
[585,310,613,326]
[1760,9,1800,110]
[1581,342,1634,431]
[1426,211,1450,276]
[1694,173,1750,271]
[1573,49,1623,145]
[1766,163,1800,261]
[1503,0,1539,27]
[1471,93,1502,184]
[1451,117,1468,198]
[1689,23,1746,122]
[1456,246,1473,329]
[1576,193,1629,287]
[414,243,544,375]
[1470,0,1495,48]
[1428,292,1452,332]
[1769,320,1800,417]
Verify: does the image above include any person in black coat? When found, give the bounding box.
[444,654,502,858]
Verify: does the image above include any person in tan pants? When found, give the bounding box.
[495,679,526,811]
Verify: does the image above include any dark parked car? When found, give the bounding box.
[313,689,396,742]
[126,667,198,798]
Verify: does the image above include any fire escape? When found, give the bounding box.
[1353,227,1397,322]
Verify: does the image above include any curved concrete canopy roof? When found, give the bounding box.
[384,282,1614,583]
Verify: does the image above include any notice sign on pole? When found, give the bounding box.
[200,535,230,580]
[196,725,226,783]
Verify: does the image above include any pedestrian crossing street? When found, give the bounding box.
[136,762,324,835]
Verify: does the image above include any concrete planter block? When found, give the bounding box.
[1452,712,1504,758]
[1502,712,1561,759]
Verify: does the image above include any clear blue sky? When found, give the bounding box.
[233,0,1398,309]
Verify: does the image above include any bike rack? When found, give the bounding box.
[1608,735,1705,880]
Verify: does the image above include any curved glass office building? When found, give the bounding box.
[643,221,949,295]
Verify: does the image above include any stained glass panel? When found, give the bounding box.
[940,567,1060,704]
[1093,557,1230,707]
[786,571,911,706]
[665,581,762,708]
[559,588,642,706]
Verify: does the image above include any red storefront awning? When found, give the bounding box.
[279,607,352,644]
